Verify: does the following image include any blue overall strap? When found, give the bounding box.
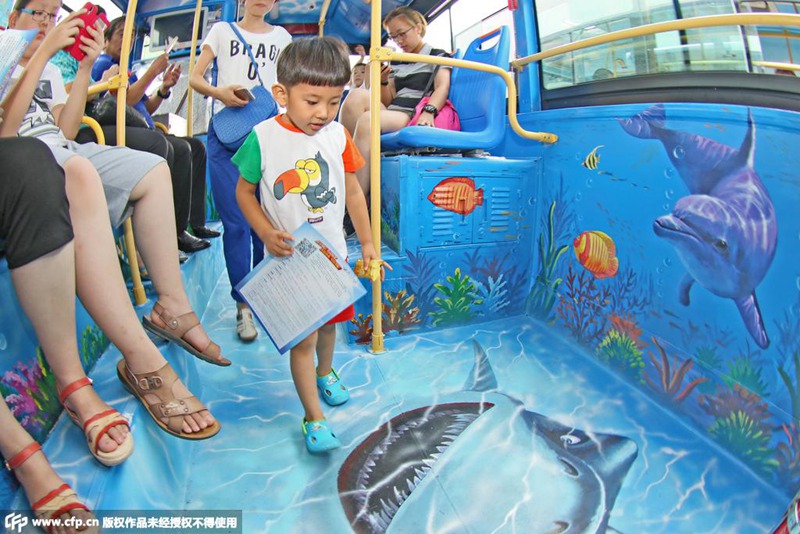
[228,22,265,88]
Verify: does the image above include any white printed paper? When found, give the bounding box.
[0,29,36,99]
[235,223,366,354]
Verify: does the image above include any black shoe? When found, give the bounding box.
[192,225,221,239]
[178,231,211,253]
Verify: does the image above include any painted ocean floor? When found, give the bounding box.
[182,274,787,534]
[15,237,788,534]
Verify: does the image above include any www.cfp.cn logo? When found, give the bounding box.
[4,513,29,533]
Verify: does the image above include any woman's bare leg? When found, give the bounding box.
[64,156,215,434]
[128,162,222,360]
[339,88,370,136]
[11,242,127,452]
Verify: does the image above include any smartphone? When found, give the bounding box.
[65,2,109,61]
[233,88,255,102]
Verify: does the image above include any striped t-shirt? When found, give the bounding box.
[388,44,451,114]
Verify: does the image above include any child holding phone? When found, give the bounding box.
[189,0,291,343]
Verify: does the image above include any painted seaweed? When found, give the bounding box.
[723,353,768,399]
[430,268,481,327]
[556,263,610,347]
[475,275,510,316]
[644,336,708,404]
[348,313,373,345]
[596,330,645,382]
[526,200,569,322]
[608,313,645,349]
[708,411,778,476]
[699,384,776,474]
[404,250,439,321]
[778,351,800,421]
[0,347,58,442]
[606,267,653,318]
[775,291,800,364]
[382,290,421,334]
[776,423,800,489]
[79,324,109,369]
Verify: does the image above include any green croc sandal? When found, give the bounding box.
[302,419,341,453]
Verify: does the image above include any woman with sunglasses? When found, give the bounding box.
[338,7,452,198]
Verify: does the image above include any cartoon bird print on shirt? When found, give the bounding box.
[273,151,336,212]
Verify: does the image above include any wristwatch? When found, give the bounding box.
[157,88,171,99]
[422,103,438,116]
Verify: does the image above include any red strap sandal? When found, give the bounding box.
[5,442,98,534]
[58,377,134,466]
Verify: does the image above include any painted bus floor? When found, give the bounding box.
[178,277,787,534]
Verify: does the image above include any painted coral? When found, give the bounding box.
[596,330,645,382]
[556,263,610,347]
[708,410,778,477]
[644,336,707,405]
[383,290,421,334]
[349,313,373,345]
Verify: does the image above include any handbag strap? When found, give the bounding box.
[210,23,265,117]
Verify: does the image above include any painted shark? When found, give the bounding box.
[618,105,777,348]
[335,340,638,533]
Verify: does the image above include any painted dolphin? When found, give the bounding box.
[618,105,777,348]
[336,340,638,533]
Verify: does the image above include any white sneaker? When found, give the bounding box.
[237,308,258,342]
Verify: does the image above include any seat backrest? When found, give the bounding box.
[448,27,510,133]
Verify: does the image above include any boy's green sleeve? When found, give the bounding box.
[231,131,263,184]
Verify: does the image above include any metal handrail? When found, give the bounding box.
[187,0,204,136]
[512,13,800,70]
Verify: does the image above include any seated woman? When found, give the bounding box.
[0,135,117,532]
[338,7,452,197]
[2,0,229,436]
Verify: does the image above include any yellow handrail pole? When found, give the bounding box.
[187,0,203,136]
[80,116,105,145]
[368,0,384,353]
[754,60,800,71]
[377,49,558,144]
[318,0,331,36]
[117,0,146,305]
[512,13,800,69]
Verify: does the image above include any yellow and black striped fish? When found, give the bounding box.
[581,145,604,170]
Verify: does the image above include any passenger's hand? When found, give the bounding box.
[39,10,84,58]
[360,243,391,281]
[100,64,119,82]
[416,110,435,127]
[78,21,105,67]
[217,85,249,107]
[355,44,366,60]
[264,228,294,257]
[0,107,4,126]
[162,63,181,89]
[149,53,169,76]
[380,63,393,84]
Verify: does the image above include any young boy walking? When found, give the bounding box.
[234,37,383,452]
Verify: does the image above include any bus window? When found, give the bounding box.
[536,0,800,90]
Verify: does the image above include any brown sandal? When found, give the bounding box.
[58,377,134,467]
[116,359,221,440]
[5,442,98,534]
[142,302,231,366]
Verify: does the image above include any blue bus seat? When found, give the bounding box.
[380,26,510,153]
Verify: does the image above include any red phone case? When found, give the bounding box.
[64,2,109,61]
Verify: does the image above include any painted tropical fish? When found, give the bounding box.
[618,104,777,348]
[427,177,484,215]
[574,230,619,279]
[336,340,638,533]
[582,145,604,170]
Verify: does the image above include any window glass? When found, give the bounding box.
[536,0,798,89]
